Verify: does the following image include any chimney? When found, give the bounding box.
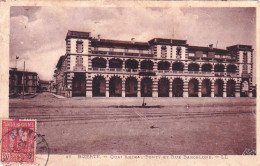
[97,34,101,41]
[209,44,213,49]
[131,38,135,44]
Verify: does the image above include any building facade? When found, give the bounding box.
[54,30,254,98]
[9,68,39,95]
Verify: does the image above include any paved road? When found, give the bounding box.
[9,93,256,155]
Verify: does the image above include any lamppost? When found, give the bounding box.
[15,56,19,69]
[50,81,54,93]
[22,61,25,100]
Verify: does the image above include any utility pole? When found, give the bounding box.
[22,61,25,100]
[15,56,19,69]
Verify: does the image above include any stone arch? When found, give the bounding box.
[241,80,249,97]
[188,63,200,71]
[125,59,138,69]
[72,73,86,97]
[92,57,107,68]
[158,61,170,70]
[158,77,169,97]
[214,79,224,97]
[201,79,211,97]
[172,78,183,97]
[109,76,122,97]
[172,62,184,71]
[227,64,237,73]
[141,77,153,97]
[141,60,154,70]
[188,78,199,97]
[125,77,138,97]
[227,79,236,97]
[201,64,213,72]
[109,58,123,68]
[214,64,225,72]
[92,75,106,97]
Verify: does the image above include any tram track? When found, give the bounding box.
[10,109,255,123]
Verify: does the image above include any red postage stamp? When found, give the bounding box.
[1,119,36,163]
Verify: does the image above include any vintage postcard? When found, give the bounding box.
[0,1,259,166]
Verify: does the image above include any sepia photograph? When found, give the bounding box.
[7,5,256,158]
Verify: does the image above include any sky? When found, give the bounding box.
[10,7,256,82]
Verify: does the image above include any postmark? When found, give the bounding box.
[0,119,49,166]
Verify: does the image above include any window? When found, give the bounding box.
[243,52,248,63]
[195,51,203,58]
[176,47,181,55]
[176,47,182,59]
[161,46,167,58]
[76,40,83,53]
[75,56,84,71]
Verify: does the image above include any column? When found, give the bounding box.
[106,58,109,70]
[223,82,227,97]
[153,61,158,72]
[137,79,141,97]
[88,56,92,70]
[184,63,188,72]
[183,80,189,97]
[169,79,173,97]
[122,78,125,97]
[169,62,172,71]
[86,76,92,97]
[211,81,215,97]
[235,82,240,97]
[198,80,202,97]
[152,79,158,97]
[105,78,109,97]
[122,59,125,69]
[199,65,202,72]
[224,65,227,73]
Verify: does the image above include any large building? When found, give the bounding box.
[9,68,39,95]
[54,30,254,98]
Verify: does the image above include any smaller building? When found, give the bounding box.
[9,68,39,95]
[38,80,50,92]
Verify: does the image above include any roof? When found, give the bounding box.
[56,55,66,68]
[66,30,91,40]
[9,69,38,75]
[91,39,150,50]
[226,45,253,51]
[148,38,187,46]
[188,45,228,54]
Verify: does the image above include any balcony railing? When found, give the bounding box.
[91,50,153,58]
[89,68,239,77]
[227,72,238,77]
[109,68,123,72]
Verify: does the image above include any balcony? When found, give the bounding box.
[158,70,171,74]
[125,53,139,57]
[227,72,238,77]
[89,68,238,78]
[214,72,225,77]
[91,50,153,58]
[73,66,86,72]
[108,68,123,72]
[139,69,156,76]
[125,68,138,73]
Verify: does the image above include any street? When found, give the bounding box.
[9,93,256,155]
